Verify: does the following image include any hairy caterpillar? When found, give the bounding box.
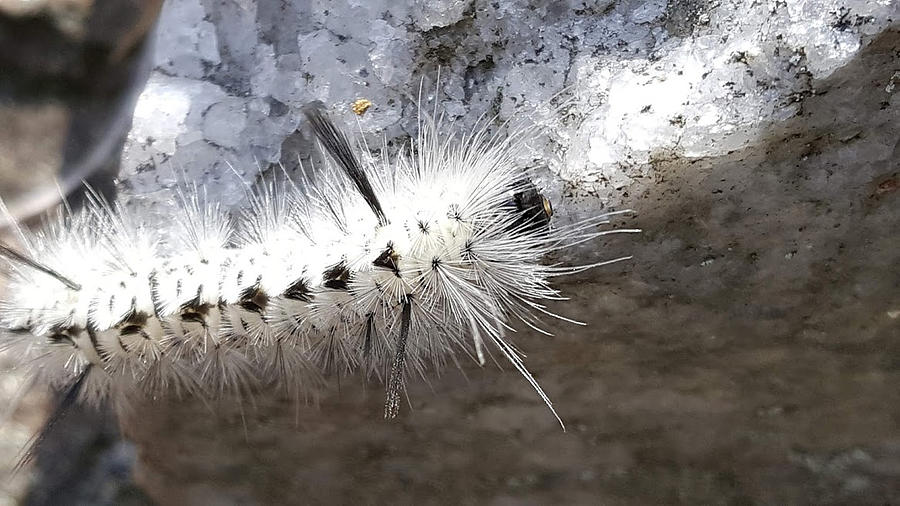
[0,100,637,449]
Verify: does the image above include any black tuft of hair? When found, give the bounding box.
[302,101,388,226]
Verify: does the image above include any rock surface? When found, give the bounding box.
[1,0,899,504]
[122,0,897,221]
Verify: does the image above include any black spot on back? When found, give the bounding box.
[323,261,351,290]
[117,314,151,342]
[47,332,75,346]
[239,286,269,313]
[180,303,211,325]
[283,278,312,301]
[373,245,401,276]
[119,324,143,336]
[122,312,149,326]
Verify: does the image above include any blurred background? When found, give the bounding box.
[1,1,161,503]
[0,0,898,504]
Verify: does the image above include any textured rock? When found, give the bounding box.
[121,0,897,221]
[2,0,899,504]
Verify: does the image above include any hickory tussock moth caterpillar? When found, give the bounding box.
[0,97,638,452]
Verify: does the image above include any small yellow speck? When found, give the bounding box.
[351,98,373,116]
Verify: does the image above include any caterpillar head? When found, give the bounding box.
[510,180,553,234]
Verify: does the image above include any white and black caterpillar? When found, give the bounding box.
[0,101,637,438]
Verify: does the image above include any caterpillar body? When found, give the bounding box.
[0,101,636,436]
